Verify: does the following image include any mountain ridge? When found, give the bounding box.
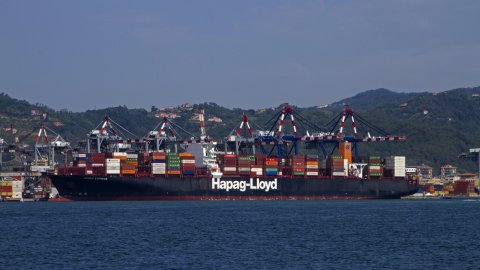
[1,86,480,172]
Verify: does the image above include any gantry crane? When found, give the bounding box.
[227,103,405,159]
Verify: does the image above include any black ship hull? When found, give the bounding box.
[49,175,418,201]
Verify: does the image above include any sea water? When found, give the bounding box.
[1,200,479,269]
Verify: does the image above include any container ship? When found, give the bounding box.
[48,104,418,201]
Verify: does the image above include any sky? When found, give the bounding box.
[1,0,479,111]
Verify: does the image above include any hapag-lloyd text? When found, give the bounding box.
[211,178,278,192]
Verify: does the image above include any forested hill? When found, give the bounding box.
[328,88,425,111]
[1,86,480,173]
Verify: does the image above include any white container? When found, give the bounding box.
[385,156,405,169]
[152,164,166,169]
[152,163,166,166]
[181,160,195,164]
[251,168,263,176]
[106,164,120,167]
[106,169,120,174]
[394,169,406,177]
[306,171,319,176]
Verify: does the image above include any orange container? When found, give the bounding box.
[265,161,278,166]
[339,142,352,164]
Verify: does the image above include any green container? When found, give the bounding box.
[237,155,255,161]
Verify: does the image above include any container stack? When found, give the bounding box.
[255,154,267,166]
[306,155,319,176]
[368,156,382,177]
[265,157,278,176]
[278,158,287,176]
[12,180,23,199]
[385,156,405,177]
[84,153,93,175]
[180,152,196,175]
[112,152,127,161]
[126,153,138,166]
[106,158,121,174]
[0,181,13,198]
[338,142,352,164]
[166,153,181,175]
[328,155,344,176]
[116,153,135,175]
[138,152,151,166]
[291,154,305,176]
[121,162,136,175]
[137,152,151,174]
[238,155,255,175]
[91,153,105,167]
[91,153,106,175]
[250,164,263,177]
[453,180,476,195]
[151,151,166,175]
[222,154,237,175]
[73,153,87,167]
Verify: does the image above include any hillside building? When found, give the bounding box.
[416,164,433,180]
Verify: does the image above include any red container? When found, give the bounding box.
[0,186,13,192]
[93,167,106,176]
[238,161,252,165]
[255,154,267,165]
[66,167,86,175]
